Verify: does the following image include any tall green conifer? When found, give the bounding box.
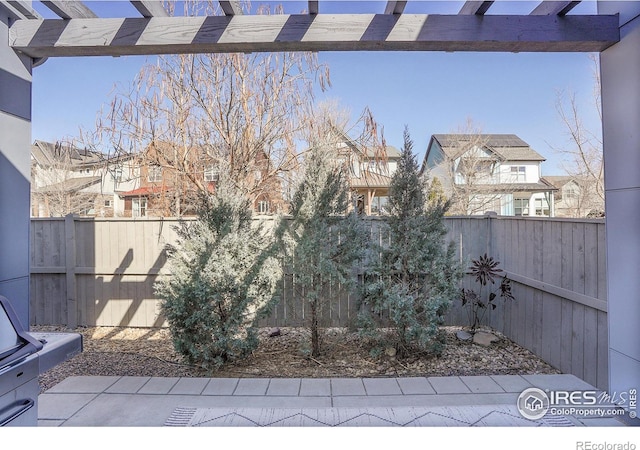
[359,128,463,356]
[279,146,368,357]
[155,182,281,371]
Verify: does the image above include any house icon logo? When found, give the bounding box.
[517,388,550,420]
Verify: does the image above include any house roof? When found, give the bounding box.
[542,175,585,188]
[431,134,546,162]
[119,186,169,197]
[32,140,106,168]
[35,176,101,193]
[471,180,558,194]
[350,171,393,189]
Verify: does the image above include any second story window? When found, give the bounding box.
[257,200,270,214]
[511,166,526,182]
[204,166,219,182]
[565,185,578,199]
[113,167,123,182]
[148,165,162,183]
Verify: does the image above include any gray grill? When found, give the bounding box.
[0,295,82,426]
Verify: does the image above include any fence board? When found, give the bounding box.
[571,303,585,380]
[583,307,598,387]
[572,222,586,295]
[597,310,608,389]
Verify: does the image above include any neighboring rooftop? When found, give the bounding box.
[431,134,546,162]
[31,140,105,168]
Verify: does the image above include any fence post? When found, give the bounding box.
[65,214,77,328]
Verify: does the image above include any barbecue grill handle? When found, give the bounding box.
[0,399,35,427]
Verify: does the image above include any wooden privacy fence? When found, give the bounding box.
[29,214,608,389]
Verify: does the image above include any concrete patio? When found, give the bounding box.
[37,374,635,427]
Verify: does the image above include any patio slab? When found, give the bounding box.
[266,378,301,396]
[299,378,331,397]
[428,376,472,394]
[460,376,505,393]
[331,378,366,396]
[362,378,403,396]
[104,376,151,394]
[201,378,238,395]
[396,377,436,395]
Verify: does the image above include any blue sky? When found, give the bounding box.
[30,1,603,175]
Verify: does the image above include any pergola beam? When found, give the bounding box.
[531,1,581,16]
[459,1,494,15]
[41,1,97,19]
[9,14,620,58]
[219,1,243,16]
[3,1,40,20]
[130,1,169,18]
[384,1,407,15]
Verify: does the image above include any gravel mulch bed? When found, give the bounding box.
[32,325,562,393]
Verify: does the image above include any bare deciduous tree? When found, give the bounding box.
[92,2,331,216]
[553,54,605,217]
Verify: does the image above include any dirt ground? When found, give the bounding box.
[33,325,561,393]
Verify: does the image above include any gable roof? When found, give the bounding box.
[542,175,592,189]
[34,176,101,193]
[431,134,546,162]
[32,140,105,168]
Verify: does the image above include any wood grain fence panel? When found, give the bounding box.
[584,224,599,300]
[559,297,574,375]
[583,306,598,387]
[561,223,574,292]
[541,292,562,369]
[597,224,607,301]
[597,310,609,390]
[571,302,585,381]
[572,222,586,295]
[523,220,535,351]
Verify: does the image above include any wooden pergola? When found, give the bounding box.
[5,1,619,58]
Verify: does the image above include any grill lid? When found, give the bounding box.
[0,296,42,369]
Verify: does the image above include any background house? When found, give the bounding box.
[30,140,138,217]
[329,133,400,216]
[117,141,285,217]
[421,134,557,217]
[542,175,605,218]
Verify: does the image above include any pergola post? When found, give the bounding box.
[599,1,640,396]
[0,5,33,326]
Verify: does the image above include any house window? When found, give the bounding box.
[104,200,112,207]
[132,198,147,217]
[371,196,389,215]
[113,166,123,182]
[147,166,162,183]
[565,185,578,199]
[511,166,526,182]
[257,200,270,214]
[535,198,549,216]
[204,166,219,182]
[514,198,529,216]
